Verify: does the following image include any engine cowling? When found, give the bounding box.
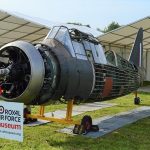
[0,41,45,104]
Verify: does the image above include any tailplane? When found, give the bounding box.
[128,28,143,68]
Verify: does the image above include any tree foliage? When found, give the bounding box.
[97,21,121,33]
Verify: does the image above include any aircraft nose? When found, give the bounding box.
[0,41,45,104]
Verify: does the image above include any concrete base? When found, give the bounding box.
[44,102,117,118]
[24,119,50,127]
[59,106,150,138]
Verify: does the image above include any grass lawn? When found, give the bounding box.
[0,92,150,150]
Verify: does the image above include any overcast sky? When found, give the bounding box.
[0,0,149,30]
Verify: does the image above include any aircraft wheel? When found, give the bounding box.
[134,97,141,105]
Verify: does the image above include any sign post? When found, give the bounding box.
[0,101,23,142]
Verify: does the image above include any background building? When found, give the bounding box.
[98,17,150,81]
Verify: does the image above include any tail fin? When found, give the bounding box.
[128,28,143,68]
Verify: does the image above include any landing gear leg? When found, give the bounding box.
[134,91,141,105]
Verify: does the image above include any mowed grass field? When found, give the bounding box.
[0,92,150,150]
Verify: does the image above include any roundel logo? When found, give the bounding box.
[0,106,4,114]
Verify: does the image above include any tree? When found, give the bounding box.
[97,21,121,33]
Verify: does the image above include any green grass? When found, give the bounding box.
[0,92,150,150]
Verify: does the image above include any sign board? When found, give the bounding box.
[0,101,23,142]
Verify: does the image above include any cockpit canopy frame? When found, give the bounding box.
[45,26,107,64]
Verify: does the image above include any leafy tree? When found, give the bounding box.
[97,21,121,33]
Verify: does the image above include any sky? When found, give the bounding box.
[0,0,149,30]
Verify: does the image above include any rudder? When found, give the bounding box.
[128,28,143,68]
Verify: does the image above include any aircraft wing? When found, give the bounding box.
[0,9,50,47]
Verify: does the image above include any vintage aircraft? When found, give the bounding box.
[0,25,143,104]
[0,10,143,127]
